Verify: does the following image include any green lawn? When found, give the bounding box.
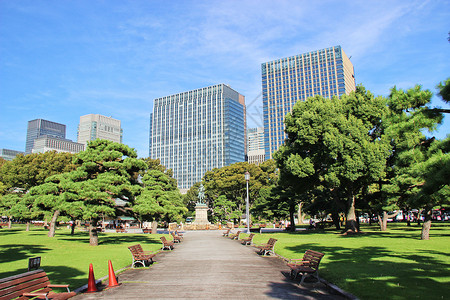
[0,226,165,290]
[248,223,450,300]
[1,224,449,299]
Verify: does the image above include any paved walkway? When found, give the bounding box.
[72,231,345,299]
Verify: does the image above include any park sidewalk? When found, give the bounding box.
[72,231,346,299]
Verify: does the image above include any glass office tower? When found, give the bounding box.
[25,119,66,154]
[262,45,356,159]
[149,84,246,190]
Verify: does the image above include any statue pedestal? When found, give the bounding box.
[193,203,211,225]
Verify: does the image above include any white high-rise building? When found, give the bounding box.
[149,84,246,190]
[77,114,122,146]
[247,127,265,165]
[32,136,85,154]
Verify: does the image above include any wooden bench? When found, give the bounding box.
[128,244,158,268]
[175,230,183,237]
[160,236,174,250]
[170,232,182,243]
[229,230,241,240]
[287,250,325,285]
[240,233,255,245]
[0,269,76,300]
[256,238,277,256]
[116,228,126,233]
[222,228,231,237]
[142,228,152,234]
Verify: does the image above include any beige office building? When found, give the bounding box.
[247,127,265,165]
[77,114,123,146]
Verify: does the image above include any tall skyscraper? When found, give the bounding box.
[149,84,246,190]
[262,45,356,159]
[247,127,265,165]
[25,119,66,154]
[77,114,123,146]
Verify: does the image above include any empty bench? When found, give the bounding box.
[128,244,158,268]
[0,269,76,300]
[256,238,277,256]
[287,249,325,285]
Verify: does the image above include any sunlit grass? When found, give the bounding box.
[247,222,450,299]
[0,225,165,290]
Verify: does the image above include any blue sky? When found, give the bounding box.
[1,0,449,158]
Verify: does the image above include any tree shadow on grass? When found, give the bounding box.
[285,243,450,300]
[0,244,49,265]
[0,264,85,291]
[0,229,21,235]
[54,232,162,246]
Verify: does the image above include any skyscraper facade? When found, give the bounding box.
[247,127,265,165]
[0,149,24,161]
[262,45,356,159]
[77,114,123,146]
[25,119,66,154]
[32,136,85,154]
[149,84,246,190]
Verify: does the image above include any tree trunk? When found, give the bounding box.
[26,221,30,231]
[344,192,359,233]
[421,209,432,240]
[48,210,60,237]
[378,211,400,231]
[297,202,303,225]
[89,219,99,246]
[331,211,341,230]
[289,204,296,232]
[151,220,158,234]
[8,217,12,228]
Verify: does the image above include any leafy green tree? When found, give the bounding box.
[183,182,202,214]
[210,195,241,224]
[0,193,20,228]
[72,140,147,245]
[409,137,450,239]
[203,161,276,224]
[27,171,84,237]
[0,151,76,191]
[275,87,391,233]
[141,157,178,189]
[0,151,76,228]
[437,78,450,106]
[382,85,444,237]
[133,169,187,232]
[27,140,146,244]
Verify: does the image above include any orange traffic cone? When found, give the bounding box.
[86,263,98,293]
[107,260,120,288]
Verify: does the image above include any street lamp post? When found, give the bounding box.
[245,171,250,234]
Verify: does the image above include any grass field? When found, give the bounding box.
[0,226,164,290]
[249,223,450,300]
[1,223,449,299]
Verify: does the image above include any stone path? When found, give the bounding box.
[72,231,345,299]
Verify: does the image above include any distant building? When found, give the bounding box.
[262,45,356,159]
[32,135,85,154]
[26,119,66,154]
[247,127,265,165]
[149,84,246,189]
[0,149,24,161]
[77,114,123,146]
